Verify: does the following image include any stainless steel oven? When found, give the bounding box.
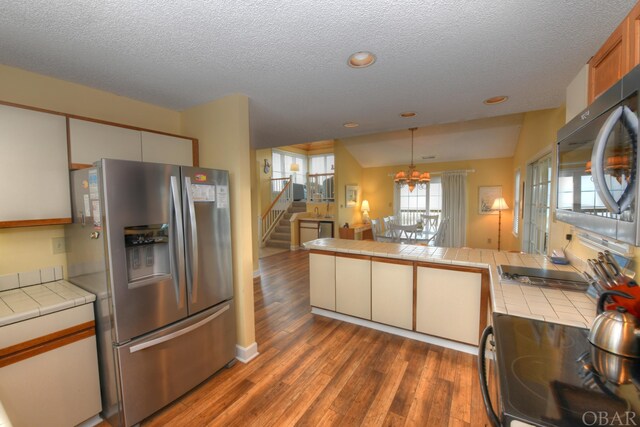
[556,65,640,245]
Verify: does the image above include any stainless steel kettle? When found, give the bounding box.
[588,290,640,358]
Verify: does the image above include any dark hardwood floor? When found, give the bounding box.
[134,250,492,426]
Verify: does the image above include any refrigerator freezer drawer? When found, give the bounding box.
[116,301,236,426]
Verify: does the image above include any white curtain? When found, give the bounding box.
[440,171,467,247]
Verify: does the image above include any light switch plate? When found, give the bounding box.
[52,237,66,254]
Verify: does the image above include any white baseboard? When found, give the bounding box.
[311,307,477,355]
[235,342,259,363]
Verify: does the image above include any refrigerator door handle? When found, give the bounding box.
[128,304,230,353]
[170,175,186,307]
[184,176,199,303]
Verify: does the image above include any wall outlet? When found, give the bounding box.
[487,238,492,244]
[52,237,66,254]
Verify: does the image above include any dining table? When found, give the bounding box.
[376,225,434,244]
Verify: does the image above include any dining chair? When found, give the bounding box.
[370,218,382,241]
[422,213,439,233]
[388,223,418,243]
[383,216,391,231]
[426,218,448,246]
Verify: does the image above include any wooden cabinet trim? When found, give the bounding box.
[335,253,371,261]
[371,256,413,266]
[478,270,490,341]
[412,263,417,331]
[0,320,95,368]
[70,163,93,170]
[415,261,485,275]
[588,13,630,102]
[0,99,200,167]
[309,249,335,256]
[0,218,72,228]
[630,2,640,68]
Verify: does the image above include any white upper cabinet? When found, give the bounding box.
[141,132,193,166]
[0,105,71,224]
[69,118,142,165]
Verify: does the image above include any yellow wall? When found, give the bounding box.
[334,140,364,227]
[0,65,183,276]
[0,226,67,274]
[181,94,256,348]
[0,64,181,134]
[362,158,516,250]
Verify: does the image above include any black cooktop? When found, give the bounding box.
[497,265,589,292]
[494,314,640,427]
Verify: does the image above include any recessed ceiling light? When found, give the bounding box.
[421,155,436,160]
[400,112,417,118]
[343,122,359,128]
[483,96,509,105]
[348,51,376,68]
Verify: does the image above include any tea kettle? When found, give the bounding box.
[588,290,640,358]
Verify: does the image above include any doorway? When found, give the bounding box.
[523,153,552,255]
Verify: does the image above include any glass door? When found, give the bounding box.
[525,154,552,255]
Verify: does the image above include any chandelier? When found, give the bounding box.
[394,127,430,192]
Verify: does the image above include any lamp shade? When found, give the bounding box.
[361,200,370,212]
[491,197,509,211]
[290,163,300,172]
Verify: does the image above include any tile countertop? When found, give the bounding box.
[303,238,597,329]
[0,266,96,327]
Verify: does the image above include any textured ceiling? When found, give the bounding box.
[0,1,635,151]
[340,114,525,168]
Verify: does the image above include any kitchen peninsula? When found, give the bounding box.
[304,238,597,352]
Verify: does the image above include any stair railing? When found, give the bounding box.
[261,177,293,244]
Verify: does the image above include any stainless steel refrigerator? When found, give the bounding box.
[66,159,236,427]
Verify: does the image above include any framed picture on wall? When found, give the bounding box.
[345,185,358,207]
[479,185,502,215]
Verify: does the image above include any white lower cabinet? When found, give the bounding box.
[416,265,482,345]
[309,251,336,310]
[0,304,102,427]
[335,254,371,319]
[371,258,413,329]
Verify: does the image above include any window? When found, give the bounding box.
[272,149,306,184]
[525,154,552,255]
[429,178,442,216]
[513,169,520,236]
[394,177,441,224]
[309,154,334,174]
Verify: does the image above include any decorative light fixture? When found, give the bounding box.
[394,128,430,192]
[491,197,509,251]
[290,162,300,172]
[348,51,376,68]
[361,200,371,223]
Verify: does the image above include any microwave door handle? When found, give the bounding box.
[184,176,199,303]
[591,106,624,214]
[617,106,638,213]
[170,175,186,307]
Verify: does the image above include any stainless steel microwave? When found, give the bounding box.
[556,65,640,245]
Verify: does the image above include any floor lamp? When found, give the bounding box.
[491,197,509,251]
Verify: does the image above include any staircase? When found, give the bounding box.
[266,201,307,249]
